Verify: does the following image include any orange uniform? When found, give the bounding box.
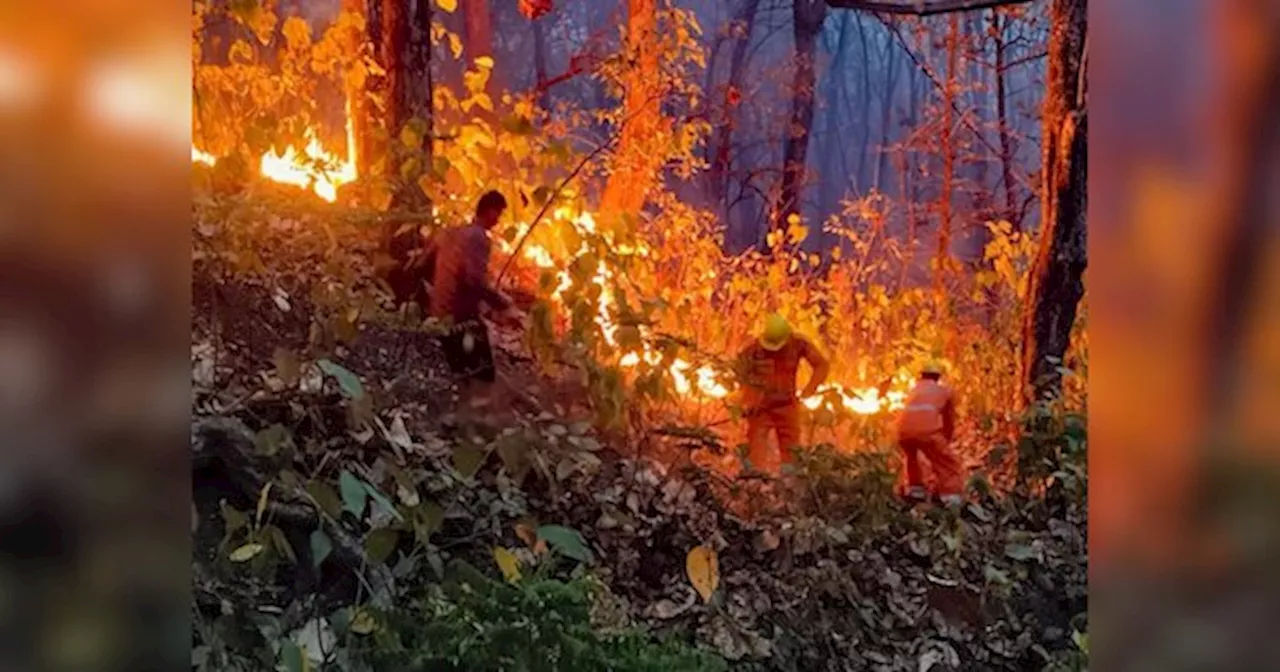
[896,378,964,498]
[736,336,828,475]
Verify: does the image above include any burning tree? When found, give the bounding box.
[1019,0,1086,406]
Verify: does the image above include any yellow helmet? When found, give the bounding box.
[922,360,945,376]
[759,314,793,351]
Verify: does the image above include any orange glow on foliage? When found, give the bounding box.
[190,112,911,416]
[192,101,358,203]
[500,208,909,414]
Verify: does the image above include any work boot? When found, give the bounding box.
[904,485,929,503]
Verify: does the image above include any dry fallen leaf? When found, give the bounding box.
[686,545,720,603]
[755,529,780,552]
[492,546,522,583]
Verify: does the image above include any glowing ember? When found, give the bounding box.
[192,147,216,165]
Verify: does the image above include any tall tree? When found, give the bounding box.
[340,0,372,179]
[818,14,852,222]
[708,0,761,210]
[462,0,493,62]
[600,0,665,219]
[872,31,900,193]
[990,9,1019,228]
[773,0,828,236]
[373,0,431,219]
[935,12,959,293]
[462,0,499,94]
[1019,0,1086,405]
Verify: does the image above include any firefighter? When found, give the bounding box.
[735,314,830,476]
[895,361,964,506]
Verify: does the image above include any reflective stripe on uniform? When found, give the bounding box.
[905,404,937,412]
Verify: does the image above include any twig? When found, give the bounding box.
[494,87,667,284]
[880,17,1038,195]
[825,0,1036,15]
[494,136,619,284]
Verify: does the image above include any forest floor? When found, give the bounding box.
[190,208,1087,672]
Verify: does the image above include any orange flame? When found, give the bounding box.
[191,102,357,202]
[501,209,908,414]
[190,114,909,415]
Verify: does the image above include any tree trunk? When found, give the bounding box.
[1200,0,1279,430]
[874,33,900,194]
[380,0,409,141]
[1019,0,1087,406]
[905,66,923,267]
[773,0,827,238]
[965,13,992,250]
[709,0,761,211]
[412,0,434,151]
[992,10,1018,229]
[375,0,431,211]
[532,12,549,107]
[819,14,852,227]
[935,13,959,292]
[462,0,498,93]
[340,0,372,180]
[854,14,873,191]
[600,0,664,220]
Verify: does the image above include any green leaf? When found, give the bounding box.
[220,500,247,534]
[363,482,404,522]
[339,471,368,519]
[229,543,264,563]
[1004,543,1036,561]
[400,124,422,149]
[532,185,553,207]
[280,640,307,672]
[267,525,297,565]
[310,529,333,568]
[272,347,300,385]
[412,501,445,546]
[349,608,377,635]
[317,358,364,400]
[364,529,400,565]
[452,444,487,479]
[306,481,342,519]
[500,115,534,135]
[400,157,421,182]
[537,525,592,563]
[254,483,272,528]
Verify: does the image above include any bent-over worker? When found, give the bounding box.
[429,190,517,416]
[735,314,830,476]
[895,362,964,506]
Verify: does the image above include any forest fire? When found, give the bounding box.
[189,133,905,414]
[503,208,909,415]
[192,105,358,203]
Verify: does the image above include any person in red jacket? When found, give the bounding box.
[428,191,518,417]
[895,362,964,506]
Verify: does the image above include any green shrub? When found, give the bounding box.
[361,564,726,672]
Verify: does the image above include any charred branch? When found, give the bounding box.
[825,0,1037,15]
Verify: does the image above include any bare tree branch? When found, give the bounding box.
[825,0,1037,15]
[880,17,1038,195]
